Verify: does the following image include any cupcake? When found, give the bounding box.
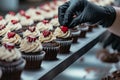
[0,16,7,26]
[39,30,59,60]
[16,10,26,20]
[54,26,72,54]
[5,11,19,23]
[40,4,54,20]
[70,26,81,43]
[79,24,89,38]
[97,49,119,63]
[20,35,45,69]
[23,26,40,38]
[36,20,53,32]
[26,8,44,23]
[0,42,26,80]
[6,20,22,34]
[2,32,21,48]
[50,17,60,29]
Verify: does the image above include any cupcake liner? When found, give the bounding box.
[87,26,93,32]
[79,31,87,38]
[43,46,60,60]
[0,58,26,80]
[22,51,45,70]
[56,39,72,54]
[71,30,81,43]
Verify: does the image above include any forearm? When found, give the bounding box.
[108,7,120,36]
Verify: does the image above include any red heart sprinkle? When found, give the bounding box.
[4,43,15,51]
[8,11,15,16]
[25,15,31,19]
[28,26,36,32]
[36,11,41,15]
[42,30,51,37]
[11,20,18,24]
[54,15,58,18]
[0,16,3,20]
[7,32,16,39]
[42,20,49,24]
[60,26,68,33]
[19,10,26,16]
[27,36,37,42]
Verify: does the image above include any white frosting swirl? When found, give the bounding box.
[50,18,60,27]
[2,34,21,45]
[5,14,19,22]
[6,22,22,31]
[41,10,54,19]
[20,38,43,53]
[0,19,7,26]
[23,29,40,37]
[0,46,21,62]
[20,17,34,26]
[39,32,56,43]
[0,28,10,36]
[36,22,53,32]
[54,27,71,38]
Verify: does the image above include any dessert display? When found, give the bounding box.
[70,26,81,43]
[2,32,21,48]
[0,42,26,80]
[97,49,119,63]
[54,26,72,54]
[39,30,59,60]
[20,35,45,69]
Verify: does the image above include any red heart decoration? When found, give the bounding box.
[27,36,37,42]
[11,20,18,24]
[36,11,41,15]
[0,16,3,20]
[25,15,31,19]
[60,26,68,33]
[7,32,16,39]
[0,25,5,30]
[28,26,36,32]
[42,30,51,37]
[8,11,15,16]
[4,43,15,51]
[19,10,26,16]
[42,20,49,24]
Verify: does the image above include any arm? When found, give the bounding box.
[108,7,120,36]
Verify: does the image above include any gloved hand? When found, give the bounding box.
[58,0,116,28]
[103,33,120,52]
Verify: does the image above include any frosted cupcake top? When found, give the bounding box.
[0,25,10,36]
[36,20,53,32]
[39,30,56,43]
[2,32,21,45]
[50,17,60,27]
[20,35,43,53]
[6,20,22,31]
[54,26,71,38]
[0,16,7,26]
[0,43,21,62]
[20,15,34,26]
[23,26,40,37]
[5,12,19,22]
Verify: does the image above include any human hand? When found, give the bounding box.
[58,0,116,28]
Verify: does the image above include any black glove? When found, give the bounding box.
[103,33,120,52]
[58,0,116,28]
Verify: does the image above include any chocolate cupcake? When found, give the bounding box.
[39,30,59,60]
[54,26,72,54]
[79,24,89,38]
[20,35,45,70]
[70,26,81,43]
[23,26,40,38]
[97,49,119,63]
[2,32,21,48]
[0,43,26,80]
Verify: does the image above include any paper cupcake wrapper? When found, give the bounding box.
[0,58,26,80]
[79,31,87,38]
[56,40,72,54]
[22,51,45,70]
[43,46,60,60]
